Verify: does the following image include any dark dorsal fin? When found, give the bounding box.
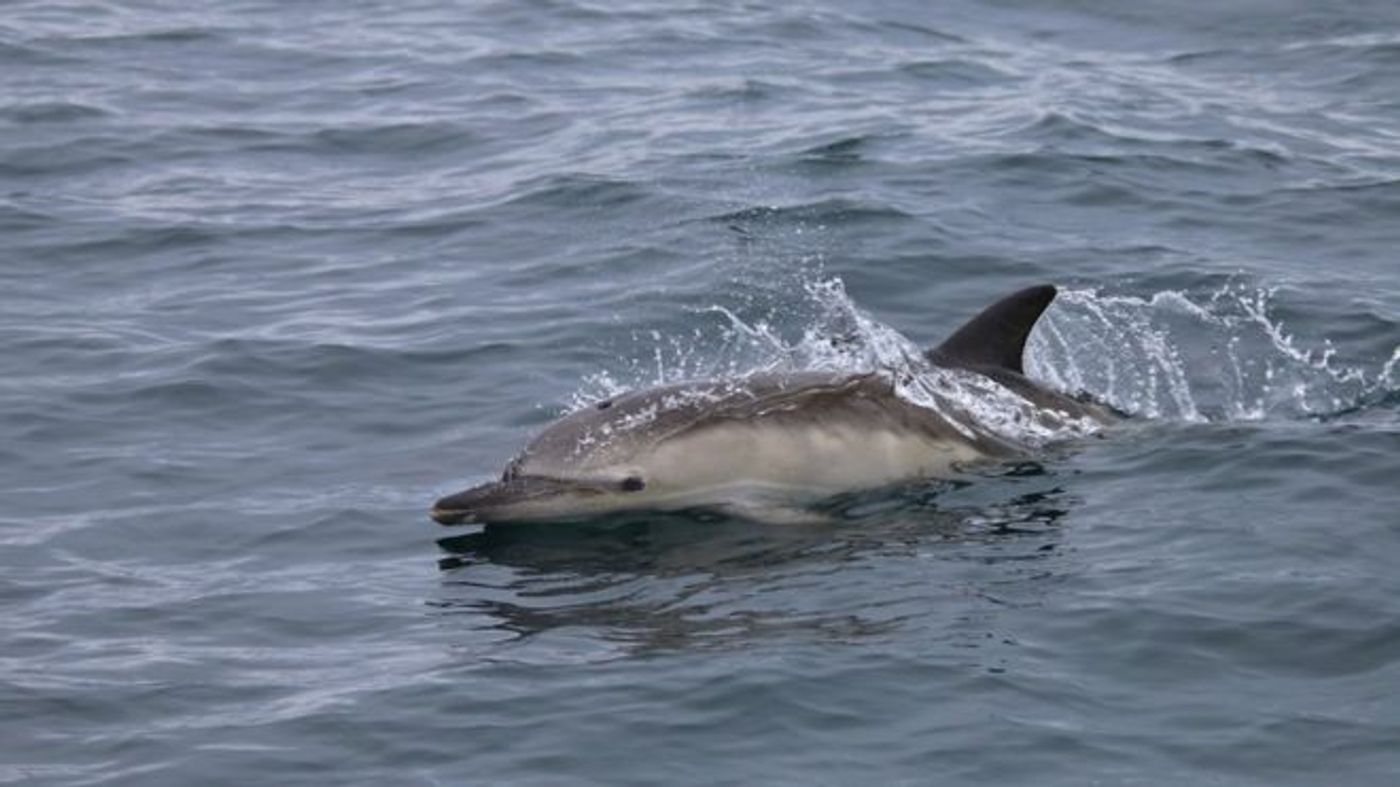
[926,284,1057,374]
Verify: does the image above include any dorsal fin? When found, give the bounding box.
[926,284,1057,374]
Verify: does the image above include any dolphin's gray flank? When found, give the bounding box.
[431,284,1115,526]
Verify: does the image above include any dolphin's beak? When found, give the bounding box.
[430,476,602,526]
[430,499,475,525]
[430,481,501,525]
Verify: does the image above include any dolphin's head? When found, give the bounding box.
[430,392,700,525]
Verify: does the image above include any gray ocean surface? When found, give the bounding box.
[3,1,1399,784]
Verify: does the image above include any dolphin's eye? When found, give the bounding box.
[620,476,645,492]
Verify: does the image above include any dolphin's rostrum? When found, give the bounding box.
[431,285,1116,526]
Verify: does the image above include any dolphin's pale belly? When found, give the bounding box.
[644,420,985,498]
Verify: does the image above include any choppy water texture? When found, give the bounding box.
[3,1,1399,784]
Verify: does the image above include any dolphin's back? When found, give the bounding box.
[512,370,1015,501]
[516,371,1010,476]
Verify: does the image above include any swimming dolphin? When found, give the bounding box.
[431,285,1115,526]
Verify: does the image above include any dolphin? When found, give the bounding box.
[431,284,1116,526]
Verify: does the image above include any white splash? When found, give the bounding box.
[1027,281,1397,422]
[569,277,1104,448]
[571,275,1395,442]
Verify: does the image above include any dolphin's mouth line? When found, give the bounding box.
[429,507,477,526]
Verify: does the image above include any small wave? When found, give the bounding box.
[873,19,967,45]
[896,58,1016,85]
[310,121,477,155]
[1002,111,1119,144]
[46,26,223,47]
[0,39,81,66]
[0,137,134,177]
[0,101,110,124]
[798,136,872,161]
[0,203,54,232]
[1280,32,1400,57]
[685,78,779,102]
[502,174,652,212]
[708,199,912,228]
[136,121,478,161]
[465,48,589,72]
[32,223,222,259]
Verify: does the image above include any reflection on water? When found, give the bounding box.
[429,471,1075,657]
